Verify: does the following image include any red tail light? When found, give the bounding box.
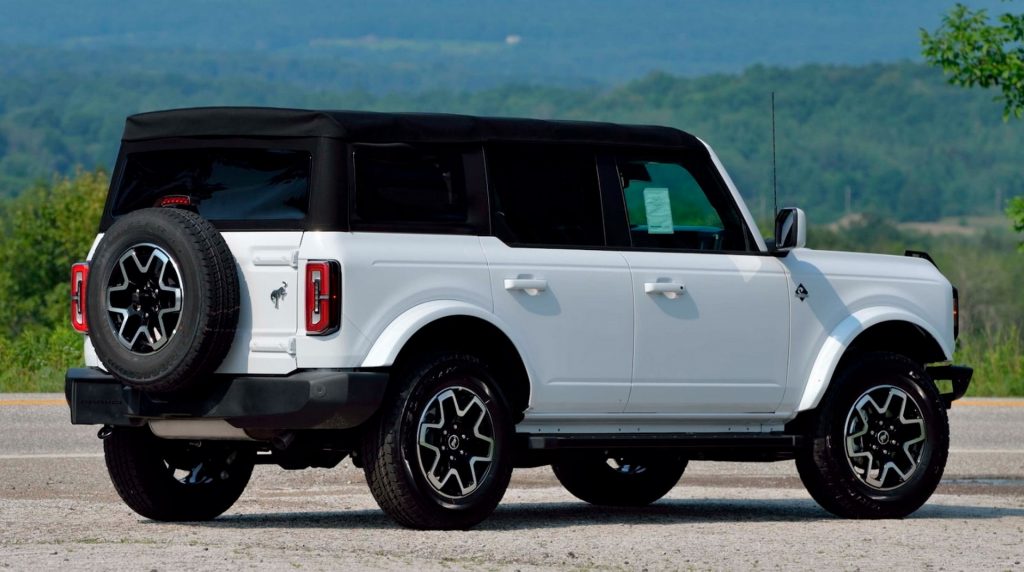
[306,260,340,335]
[70,262,89,333]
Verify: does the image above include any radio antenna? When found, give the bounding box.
[771,91,778,218]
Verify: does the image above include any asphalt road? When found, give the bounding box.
[2,394,1023,570]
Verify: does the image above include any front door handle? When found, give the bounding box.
[644,282,686,299]
[504,278,548,296]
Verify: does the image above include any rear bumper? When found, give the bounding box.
[926,364,973,408]
[65,367,388,430]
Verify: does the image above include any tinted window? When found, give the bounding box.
[618,157,750,251]
[353,144,468,225]
[114,148,310,220]
[487,145,604,247]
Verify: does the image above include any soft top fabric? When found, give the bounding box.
[123,107,701,149]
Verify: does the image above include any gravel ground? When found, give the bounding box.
[2,395,1023,570]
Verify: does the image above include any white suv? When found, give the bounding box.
[66,107,972,529]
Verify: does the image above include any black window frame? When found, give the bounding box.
[600,147,761,254]
[484,142,609,249]
[348,142,489,235]
[100,136,337,232]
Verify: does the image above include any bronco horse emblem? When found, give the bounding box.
[270,282,287,309]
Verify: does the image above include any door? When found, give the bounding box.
[611,154,791,414]
[482,144,633,414]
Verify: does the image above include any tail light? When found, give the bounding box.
[305,260,340,335]
[952,286,959,340]
[70,262,89,333]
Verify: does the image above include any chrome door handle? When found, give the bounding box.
[644,282,686,299]
[504,278,548,296]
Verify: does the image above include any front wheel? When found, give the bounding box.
[104,427,255,521]
[552,451,687,506]
[361,353,515,529]
[796,352,949,519]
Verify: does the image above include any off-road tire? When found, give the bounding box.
[104,427,254,521]
[552,452,687,506]
[796,351,949,519]
[361,352,515,529]
[87,208,239,393]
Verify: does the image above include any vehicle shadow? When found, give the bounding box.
[187,498,1024,531]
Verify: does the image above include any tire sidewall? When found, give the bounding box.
[87,209,229,389]
[396,356,514,514]
[819,355,948,511]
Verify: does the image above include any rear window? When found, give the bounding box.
[113,147,311,221]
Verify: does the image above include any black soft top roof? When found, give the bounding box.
[123,107,702,149]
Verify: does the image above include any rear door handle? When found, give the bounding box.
[504,278,548,296]
[644,282,686,299]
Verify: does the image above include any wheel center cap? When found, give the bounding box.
[877,430,891,445]
[447,434,461,450]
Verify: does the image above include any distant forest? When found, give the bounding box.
[2,58,1021,223]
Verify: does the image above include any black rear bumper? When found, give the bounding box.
[65,367,388,430]
[926,364,974,408]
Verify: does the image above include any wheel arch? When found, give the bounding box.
[796,307,951,412]
[361,301,533,416]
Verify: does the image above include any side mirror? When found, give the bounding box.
[773,207,806,252]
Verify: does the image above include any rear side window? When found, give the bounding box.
[352,144,469,227]
[113,148,311,221]
[487,144,605,247]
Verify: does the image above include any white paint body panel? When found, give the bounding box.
[622,251,790,414]
[779,248,954,415]
[480,237,633,414]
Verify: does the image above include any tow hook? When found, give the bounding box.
[97,425,113,440]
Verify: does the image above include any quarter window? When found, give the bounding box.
[353,144,469,226]
[487,145,605,247]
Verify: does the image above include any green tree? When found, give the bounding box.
[922,3,1024,247]
[0,170,107,392]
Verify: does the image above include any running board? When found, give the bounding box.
[524,432,803,451]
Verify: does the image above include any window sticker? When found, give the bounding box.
[643,187,674,234]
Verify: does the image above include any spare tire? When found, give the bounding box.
[87,208,239,393]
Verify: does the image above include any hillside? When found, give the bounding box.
[0,0,1008,83]
[2,60,1022,223]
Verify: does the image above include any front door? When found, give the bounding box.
[609,153,791,414]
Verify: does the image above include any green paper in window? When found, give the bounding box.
[643,187,674,234]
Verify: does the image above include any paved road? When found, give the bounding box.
[2,394,1023,570]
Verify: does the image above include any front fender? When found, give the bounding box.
[796,306,952,412]
[360,300,520,368]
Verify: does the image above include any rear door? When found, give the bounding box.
[482,144,633,414]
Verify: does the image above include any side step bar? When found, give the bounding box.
[522,432,803,462]
[525,433,802,450]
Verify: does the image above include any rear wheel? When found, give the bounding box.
[552,451,687,506]
[104,427,254,521]
[361,353,514,529]
[796,352,949,519]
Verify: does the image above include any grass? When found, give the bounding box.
[955,326,1024,396]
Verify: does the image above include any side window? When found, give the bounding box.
[618,157,750,251]
[353,144,469,227]
[487,144,605,247]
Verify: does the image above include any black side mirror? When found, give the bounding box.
[774,207,807,253]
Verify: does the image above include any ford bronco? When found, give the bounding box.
[66,107,972,529]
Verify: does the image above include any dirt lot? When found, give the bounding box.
[2,395,1023,570]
